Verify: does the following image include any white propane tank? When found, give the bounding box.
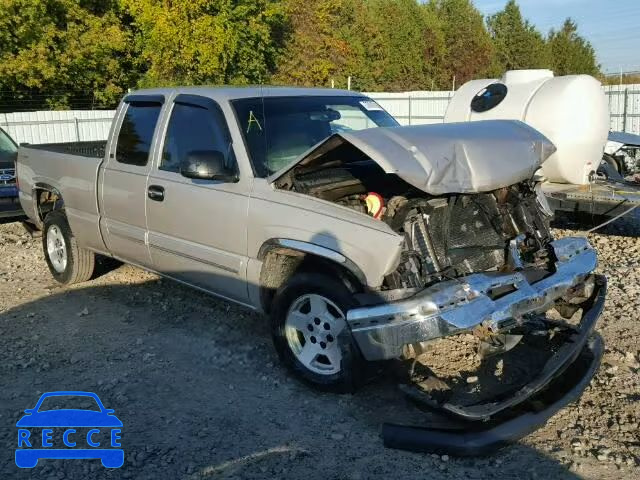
[444,69,609,185]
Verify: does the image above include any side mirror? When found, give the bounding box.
[104,409,115,415]
[23,409,34,414]
[181,150,237,182]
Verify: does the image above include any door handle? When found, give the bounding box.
[148,185,165,201]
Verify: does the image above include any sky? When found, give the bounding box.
[473,0,640,74]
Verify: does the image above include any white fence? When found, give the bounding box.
[1,84,639,145]
[604,84,640,134]
[366,91,454,126]
[0,110,115,145]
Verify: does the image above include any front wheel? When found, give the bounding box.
[270,272,364,392]
[42,211,95,284]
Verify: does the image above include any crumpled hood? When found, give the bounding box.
[271,120,556,195]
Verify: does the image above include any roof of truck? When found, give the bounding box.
[127,86,366,102]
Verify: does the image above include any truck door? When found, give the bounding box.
[100,95,164,267]
[145,94,250,304]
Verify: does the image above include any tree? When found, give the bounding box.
[271,0,359,88]
[548,19,600,76]
[355,0,445,91]
[0,0,135,110]
[273,0,446,91]
[427,0,495,87]
[487,0,550,72]
[120,0,286,87]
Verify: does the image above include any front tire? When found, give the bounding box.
[270,272,363,392]
[42,211,95,284]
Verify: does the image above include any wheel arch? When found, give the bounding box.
[31,182,65,228]
[257,238,367,314]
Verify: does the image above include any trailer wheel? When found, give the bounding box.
[42,211,95,284]
[602,153,621,173]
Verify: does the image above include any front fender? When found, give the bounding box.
[248,182,404,288]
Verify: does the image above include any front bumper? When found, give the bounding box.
[382,278,605,455]
[348,237,598,361]
[0,198,24,219]
[0,186,24,220]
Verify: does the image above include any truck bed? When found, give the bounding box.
[24,141,106,158]
[16,142,106,251]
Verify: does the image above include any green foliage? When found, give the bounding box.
[271,0,357,88]
[548,19,600,76]
[427,0,495,87]
[120,0,286,87]
[0,0,603,109]
[355,0,446,91]
[0,0,134,109]
[487,0,551,71]
[273,0,446,91]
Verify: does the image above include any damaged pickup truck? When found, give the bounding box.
[17,87,605,454]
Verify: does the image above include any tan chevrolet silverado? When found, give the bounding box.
[17,87,606,454]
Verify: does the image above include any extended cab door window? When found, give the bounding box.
[116,102,163,166]
[100,96,164,267]
[160,99,236,175]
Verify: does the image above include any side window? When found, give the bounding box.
[116,102,162,166]
[161,102,233,173]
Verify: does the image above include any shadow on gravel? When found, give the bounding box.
[0,279,586,480]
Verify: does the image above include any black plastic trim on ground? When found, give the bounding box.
[382,334,603,456]
[430,277,607,421]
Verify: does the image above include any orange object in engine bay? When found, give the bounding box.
[365,192,384,219]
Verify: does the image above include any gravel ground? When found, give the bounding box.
[0,216,639,480]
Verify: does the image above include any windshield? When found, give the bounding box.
[231,96,399,177]
[0,128,18,167]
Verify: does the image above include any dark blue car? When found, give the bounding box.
[16,391,123,468]
[0,127,23,220]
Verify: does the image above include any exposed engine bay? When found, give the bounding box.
[274,158,554,291]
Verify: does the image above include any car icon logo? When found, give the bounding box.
[0,173,14,181]
[15,391,123,468]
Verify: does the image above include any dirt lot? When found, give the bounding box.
[0,217,639,480]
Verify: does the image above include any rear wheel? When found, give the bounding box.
[270,272,363,392]
[42,211,95,284]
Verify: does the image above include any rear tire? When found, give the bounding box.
[42,211,95,284]
[270,272,364,393]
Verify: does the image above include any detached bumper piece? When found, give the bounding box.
[382,278,606,456]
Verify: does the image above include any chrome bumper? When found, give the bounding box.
[347,237,599,361]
